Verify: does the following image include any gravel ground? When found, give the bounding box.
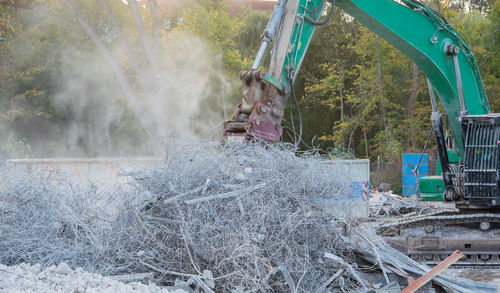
[447,269,500,292]
[0,262,187,293]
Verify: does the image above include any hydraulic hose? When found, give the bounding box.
[402,0,449,24]
[304,0,335,26]
[289,72,303,147]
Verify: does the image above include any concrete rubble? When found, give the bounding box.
[0,262,187,293]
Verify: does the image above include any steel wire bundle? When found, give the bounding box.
[0,160,133,274]
[0,137,363,292]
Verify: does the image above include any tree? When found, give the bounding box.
[482,0,500,111]
[0,0,251,156]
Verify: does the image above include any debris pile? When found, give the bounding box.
[0,160,130,275]
[0,262,186,293]
[369,192,419,217]
[343,225,497,292]
[126,139,359,291]
[0,137,496,292]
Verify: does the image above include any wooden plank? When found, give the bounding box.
[400,250,464,293]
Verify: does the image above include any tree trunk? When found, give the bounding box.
[62,0,154,140]
[100,0,144,80]
[128,0,152,64]
[363,127,369,158]
[148,0,160,64]
[408,63,419,112]
[376,36,390,154]
[348,124,358,152]
[220,60,227,120]
[339,64,345,124]
[408,62,419,148]
[128,0,158,79]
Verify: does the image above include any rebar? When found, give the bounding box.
[0,135,366,292]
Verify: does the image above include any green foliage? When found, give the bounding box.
[236,10,270,61]
[181,0,247,72]
[481,0,500,111]
[0,0,251,157]
[299,16,430,163]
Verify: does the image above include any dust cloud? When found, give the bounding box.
[2,3,230,158]
[52,33,224,157]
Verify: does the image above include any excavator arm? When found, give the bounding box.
[225,0,489,146]
[225,0,499,207]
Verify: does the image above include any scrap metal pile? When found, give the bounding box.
[0,137,496,292]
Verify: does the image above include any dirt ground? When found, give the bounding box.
[446,269,500,292]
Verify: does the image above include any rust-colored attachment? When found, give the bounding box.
[224,70,288,142]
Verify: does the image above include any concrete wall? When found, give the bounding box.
[6,157,370,219]
[317,159,370,220]
[6,157,160,187]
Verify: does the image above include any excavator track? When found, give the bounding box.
[377,211,500,236]
[378,210,500,267]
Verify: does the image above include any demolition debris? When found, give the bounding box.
[0,137,496,292]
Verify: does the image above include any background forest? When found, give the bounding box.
[1,0,499,192]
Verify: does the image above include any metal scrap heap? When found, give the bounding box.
[0,137,496,292]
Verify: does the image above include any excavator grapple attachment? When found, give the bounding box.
[224,70,287,142]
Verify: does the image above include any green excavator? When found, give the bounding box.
[224,0,498,210]
[224,0,500,265]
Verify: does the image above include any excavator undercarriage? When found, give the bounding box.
[378,209,500,267]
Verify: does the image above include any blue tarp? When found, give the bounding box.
[402,153,428,196]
